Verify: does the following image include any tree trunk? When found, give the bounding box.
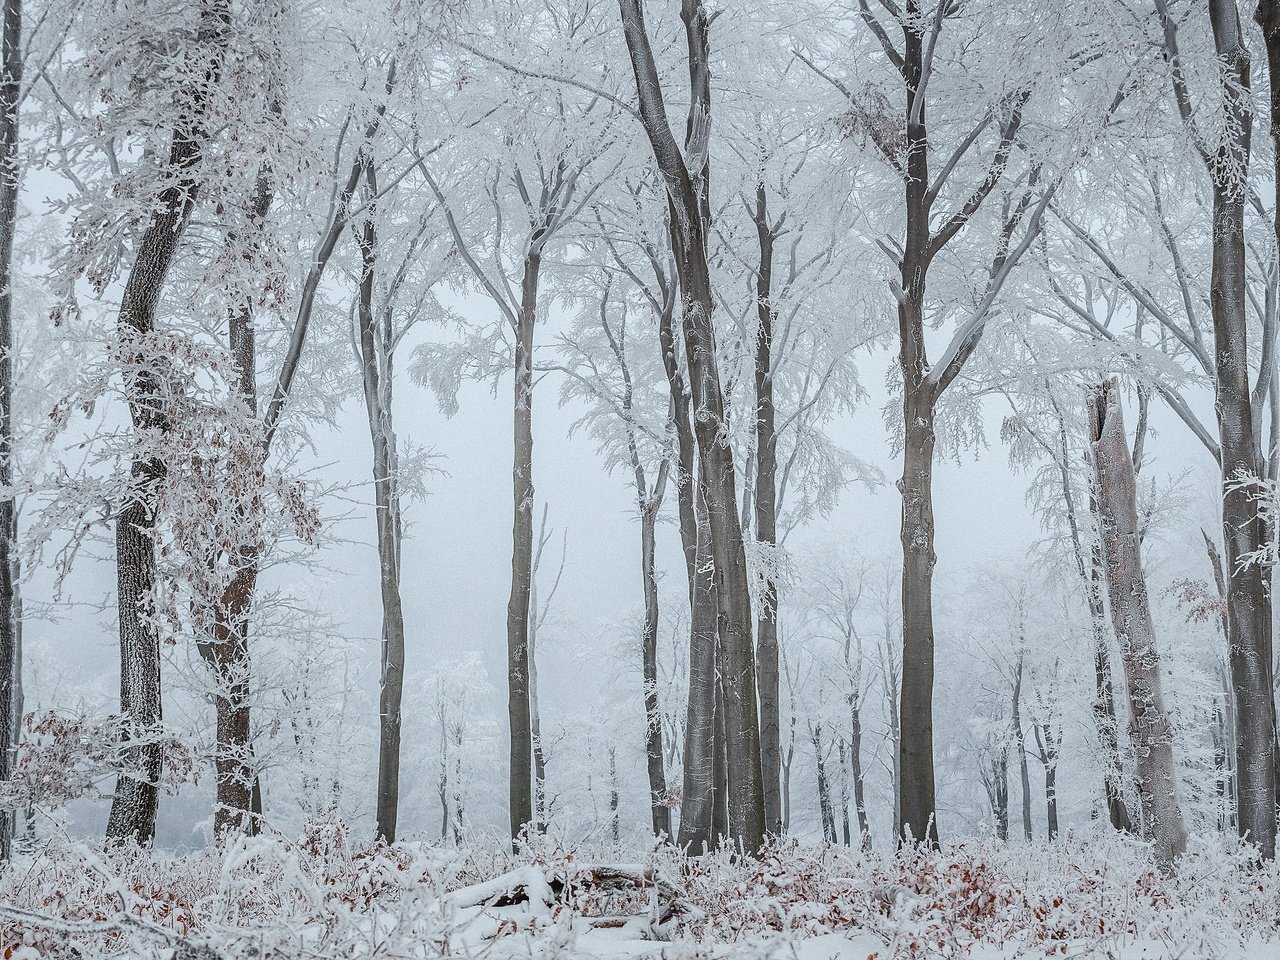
[1012,656,1032,841]
[529,581,547,834]
[0,0,19,864]
[1034,721,1060,839]
[1047,400,1134,832]
[899,387,938,844]
[678,493,717,852]
[883,631,902,837]
[107,0,230,845]
[1189,0,1277,862]
[619,0,764,854]
[506,251,539,845]
[1088,379,1187,868]
[849,693,871,848]
[199,160,274,838]
[355,188,406,844]
[640,496,671,838]
[812,723,836,843]
[752,185,782,837]
[609,745,620,844]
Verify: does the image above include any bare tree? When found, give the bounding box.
[1148,0,1275,859]
[617,0,765,853]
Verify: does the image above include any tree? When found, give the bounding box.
[0,0,20,862]
[1146,0,1275,858]
[1088,378,1187,868]
[617,0,765,855]
[102,0,232,845]
[795,0,1106,844]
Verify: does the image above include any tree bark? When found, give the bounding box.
[1153,0,1276,859]
[0,0,20,864]
[107,0,230,845]
[1033,720,1060,839]
[506,250,539,845]
[1088,379,1187,868]
[640,490,671,838]
[812,723,836,843]
[1012,656,1032,841]
[354,171,406,844]
[200,165,274,838]
[1251,0,1280,858]
[618,0,765,853]
[751,185,782,837]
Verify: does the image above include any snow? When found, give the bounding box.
[0,827,1274,958]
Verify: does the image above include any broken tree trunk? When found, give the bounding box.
[1088,379,1187,868]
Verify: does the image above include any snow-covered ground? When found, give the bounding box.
[0,825,1274,958]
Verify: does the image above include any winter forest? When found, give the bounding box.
[0,0,1279,956]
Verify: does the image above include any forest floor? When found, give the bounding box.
[0,825,1273,958]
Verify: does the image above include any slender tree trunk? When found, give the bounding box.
[993,749,1009,841]
[640,495,671,838]
[529,588,547,833]
[8,537,19,845]
[1089,379,1187,868]
[838,738,852,845]
[107,0,230,845]
[849,694,871,848]
[679,493,717,852]
[0,0,19,865]
[883,633,902,837]
[355,188,406,844]
[812,723,836,843]
[506,251,539,845]
[609,745,620,844]
[752,185,782,836]
[1012,656,1032,841]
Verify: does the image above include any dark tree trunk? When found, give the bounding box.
[506,251,539,845]
[898,388,938,845]
[751,185,782,836]
[812,723,836,843]
[107,0,230,845]
[355,179,406,844]
[640,495,671,838]
[849,695,871,848]
[0,0,20,864]
[1012,657,1032,841]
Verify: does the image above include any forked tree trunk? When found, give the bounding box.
[1088,379,1187,868]
[640,490,671,838]
[0,0,20,864]
[107,0,230,845]
[506,251,540,845]
[619,0,765,854]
